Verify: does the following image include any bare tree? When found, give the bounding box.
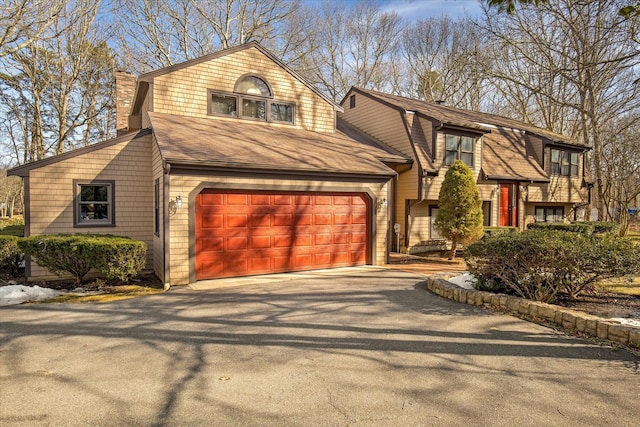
[113,0,299,74]
[401,16,491,109]
[0,0,67,58]
[479,0,640,221]
[0,0,115,164]
[298,0,402,102]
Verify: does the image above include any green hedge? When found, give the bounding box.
[526,221,620,235]
[482,226,518,238]
[18,234,146,284]
[0,218,25,237]
[526,222,594,234]
[464,230,640,303]
[0,235,23,275]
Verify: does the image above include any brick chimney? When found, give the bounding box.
[115,71,136,136]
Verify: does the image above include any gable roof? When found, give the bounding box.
[150,112,405,178]
[8,129,153,177]
[131,42,341,116]
[347,87,588,148]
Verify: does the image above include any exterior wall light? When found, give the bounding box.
[175,195,183,209]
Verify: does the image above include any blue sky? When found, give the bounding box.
[315,0,484,20]
[378,0,484,19]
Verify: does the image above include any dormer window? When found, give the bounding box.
[208,75,294,124]
[444,133,474,167]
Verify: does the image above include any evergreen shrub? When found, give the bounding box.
[464,230,640,303]
[0,235,23,275]
[18,234,146,284]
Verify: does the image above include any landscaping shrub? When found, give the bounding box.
[0,235,23,275]
[0,217,25,237]
[581,221,620,235]
[18,234,147,284]
[79,235,146,281]
[526,222,594,234]
[482,226,518,238]
[464,230,640,303]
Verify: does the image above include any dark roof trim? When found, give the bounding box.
[8,129,153,177]
[544,139,592,151]
[131,81,149,116]
[136,42,341,112]
[483,172,550,183]
[166,162,396,182]
[437,123,491,135]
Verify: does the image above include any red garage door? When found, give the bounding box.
[195,190,370,280]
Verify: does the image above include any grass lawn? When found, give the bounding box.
[44,283,165,303]
[598,275,640,296]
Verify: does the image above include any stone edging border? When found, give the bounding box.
[426,275,640,350]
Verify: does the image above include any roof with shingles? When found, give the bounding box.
[149,112,408,177]
[481,130,549,182]
[351,88,588,148]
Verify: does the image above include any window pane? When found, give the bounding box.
[211,94,237,116]
[444,151,457,166]
[80,185,108,202]
[551,149,560,163]
[445,134,459,150]
[535,208,545,222]
[236,76,270,97]
[80,203,109,221]
[271,102,293,123]
[461,152,473,167]
[242,98,266,119]
[461,136,474,152]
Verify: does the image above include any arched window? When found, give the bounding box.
[208,74,294,124]
[235,75,271,97]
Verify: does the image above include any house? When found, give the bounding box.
[9,43,590,284]
[9,42,410,285]
[338,88,591,252]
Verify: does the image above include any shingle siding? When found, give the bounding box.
[27,135,154,279]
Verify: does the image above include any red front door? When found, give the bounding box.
[195,190,370,280]
[499,183,518,227]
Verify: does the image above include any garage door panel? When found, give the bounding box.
[196,190,370,280]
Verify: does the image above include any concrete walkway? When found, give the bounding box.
[1,269,638,426]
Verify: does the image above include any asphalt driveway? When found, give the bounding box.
[1,268,638,426]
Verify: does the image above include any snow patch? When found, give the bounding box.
[0,285,63,306]
[448,273,476,290]
[611,318,640,328]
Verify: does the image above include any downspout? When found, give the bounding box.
[163,161,171,289]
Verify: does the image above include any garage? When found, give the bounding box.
[195,189,371,279]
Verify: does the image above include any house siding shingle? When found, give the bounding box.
[149,47,335,133]
[26,134,155,280]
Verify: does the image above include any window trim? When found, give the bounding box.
[207,88,295,125]
[550,148,579,177]
[534,206,565,223]
[73,179,116,227]
[443,133,475,167]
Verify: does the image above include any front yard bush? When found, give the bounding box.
[18,234,147,284]
[0,235,23,275]
[464,230,640,303]
[526,222,594,234]
[0,217,25,237]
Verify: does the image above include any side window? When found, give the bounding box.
[550,148,579,177]
[444,134,474,167]
[74,180,115,227]
[535,206,564,222]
